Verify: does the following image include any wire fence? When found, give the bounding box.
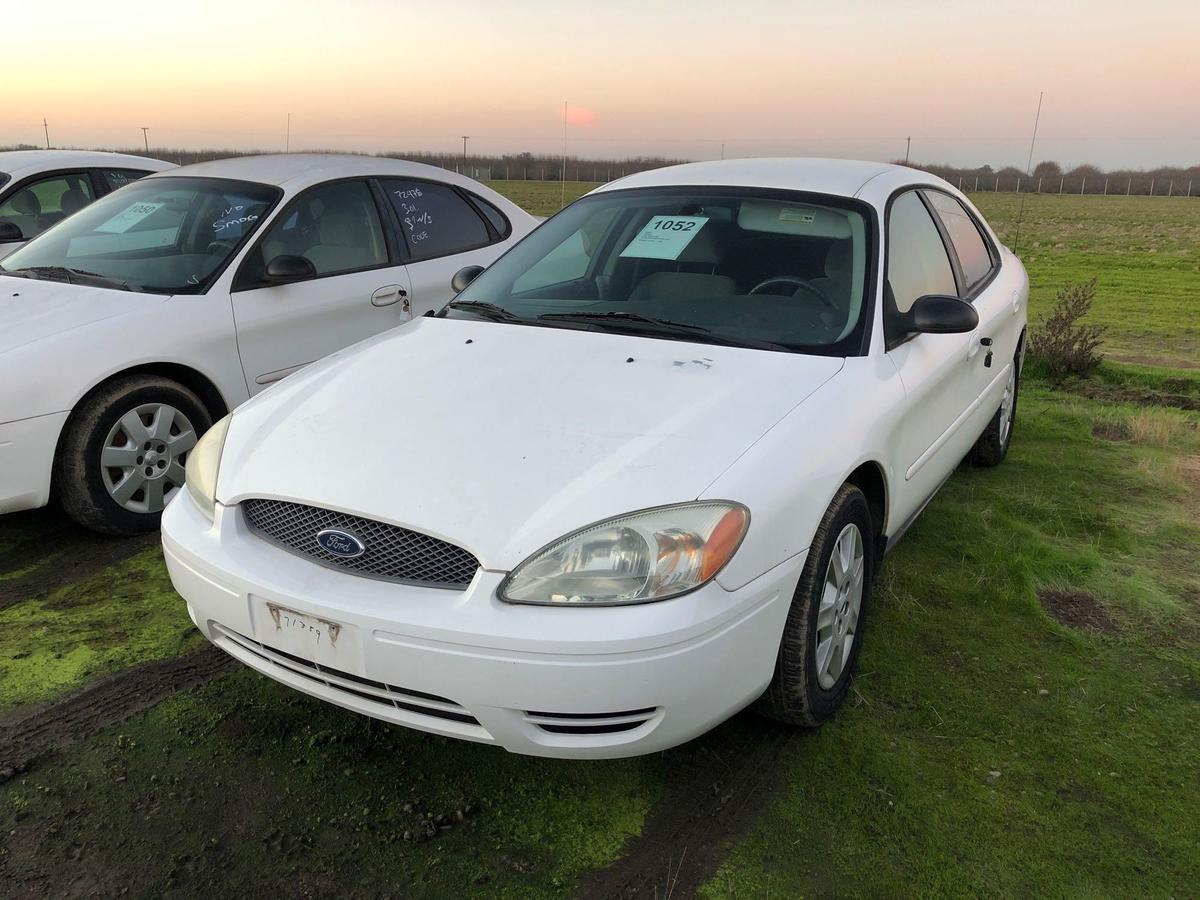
[950,173,1195,197]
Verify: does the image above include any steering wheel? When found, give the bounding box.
[749,276,837,312]
[206,239,237,255]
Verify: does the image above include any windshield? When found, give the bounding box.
[0,176,280,294]
[450,187,872,354]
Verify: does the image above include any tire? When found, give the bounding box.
[967,348,1021,468]
[756,483,875,726]
[55,374,212,535]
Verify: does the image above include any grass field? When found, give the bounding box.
[1,183,1198,897]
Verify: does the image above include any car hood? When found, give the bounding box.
[0,276,158,356]
[218,317,844,570]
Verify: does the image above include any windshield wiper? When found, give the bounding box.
[16,266,142,292]
[538,311,791,352]
[443,300,528,323]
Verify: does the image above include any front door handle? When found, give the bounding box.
[371,285,407,307]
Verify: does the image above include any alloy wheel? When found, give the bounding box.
[99,402,197,514]
[815,522,865,689]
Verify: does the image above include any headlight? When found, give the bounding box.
[185,413,232,521]
[499,502,749,606]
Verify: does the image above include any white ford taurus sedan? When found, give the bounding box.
[162,158,1027,758]
[0,150,175,260]
[0,154,534,532]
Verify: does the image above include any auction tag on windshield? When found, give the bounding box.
[619,215,709,260]
[95,201,164,234]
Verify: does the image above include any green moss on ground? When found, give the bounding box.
[1,668,657,898]
[0,545,201,713]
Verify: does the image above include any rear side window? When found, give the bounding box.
[382,180,491,261]
[467,193,510,238]
[887,191,956,314]
[99,169,154,192]
[923,191,993,292]
[0,172,95,242]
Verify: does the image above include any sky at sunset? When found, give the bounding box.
[7,0,1199,168]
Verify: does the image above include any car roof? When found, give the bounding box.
[0,150,175,179]
[149,153,490,192]
[592,157,942,200]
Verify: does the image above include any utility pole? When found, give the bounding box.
[141,127,150,152]
[720,142,725,160]
[461,136,469,174]
[904,136,911,163]
[42,118,50,149]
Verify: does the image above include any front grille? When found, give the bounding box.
[241,498,480,589]
[524,707,660,735]
[215,626,480,727]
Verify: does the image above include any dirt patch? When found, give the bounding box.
[575,713,799,899]
[0,645,234,780]
[0,515,157,611]
[1037,588,1119,635]
[1070,383,1200,412]
[1092,421,1131,442]
[1108,353,1199,371]
[1178,456,1200,492]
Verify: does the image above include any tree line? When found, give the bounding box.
[902,160,1200,196]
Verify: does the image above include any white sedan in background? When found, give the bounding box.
[0,154,535,532]
[0,150,174,259]
[163,158,1027,758]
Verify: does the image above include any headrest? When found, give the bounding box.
[825,239,853,278]
[10,190,41,216]
[737,201,852,239]
[319,206,365,245]
[676,221,727,264]
[59,187,88,215]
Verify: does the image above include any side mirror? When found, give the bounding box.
[451,265,484,293]
[907,294,979,335]
[0,222,24,242]
[265,254,316,282]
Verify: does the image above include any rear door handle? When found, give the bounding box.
[371,285,407,307]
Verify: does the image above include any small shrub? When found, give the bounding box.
[1028,279,1105,380]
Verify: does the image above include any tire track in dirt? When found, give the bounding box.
[575,715,800,899]
[0,525,157,611]
[0,646,235,780]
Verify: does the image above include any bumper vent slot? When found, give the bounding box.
[524,707,660,735]
[241,498,480,589]
[217,626,479,727]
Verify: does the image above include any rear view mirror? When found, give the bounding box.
[907,294,979,335]
[265,254,316,282]
[452,265,484,293]
[0,222,23,242]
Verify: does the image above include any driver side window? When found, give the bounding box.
[887,191,956,314]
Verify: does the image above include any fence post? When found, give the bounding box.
[958,176,963,190]
[1038,177,1043,193]
[974,176,979,191]
[1081,177,1086,195]
[1059,176,1064,194]
[1103,177,1108,195]
[1150,177,1155,196]
[1127,177,1131,196]
[1169,181,1174,197]
[995,176,1000,191]
[1189,179,1193,198]
[1017,177,1021,193]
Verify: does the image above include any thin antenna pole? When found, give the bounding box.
[1012,90,1043,254]
[904,136,911,163]
[561,101,568,209]
[141,127,149,152]
[461,135,469,173]
[43,118,50,149]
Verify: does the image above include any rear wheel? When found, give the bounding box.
[55,375,211,534]
[968,349,1021,467]
[757,483,875,726]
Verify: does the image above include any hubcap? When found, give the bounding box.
[999,367,1017,446]
[815,523,865,690]
[100,403,197,514]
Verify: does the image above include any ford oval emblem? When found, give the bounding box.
[316,528,366,559]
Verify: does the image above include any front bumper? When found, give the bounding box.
[0,412,69,516]
[161,493,805,758]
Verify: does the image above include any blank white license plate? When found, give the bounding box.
[252,598,365,675]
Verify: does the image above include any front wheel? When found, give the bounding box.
[756,483,875,726]
[55,375,212,535]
